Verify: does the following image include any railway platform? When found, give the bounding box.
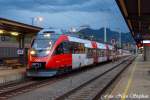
[0,67,26,86]
[105,54,150,100]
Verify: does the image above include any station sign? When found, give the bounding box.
[17,48,24,55]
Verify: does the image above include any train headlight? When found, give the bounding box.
[30,50,36,55]
[44,33,50,37]
[45,50,50,54]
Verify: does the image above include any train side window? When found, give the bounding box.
[70,42,75,54]
[86,48,89,58]
[99,49,101,57]
[97,49,99,56]
[97,49,100,57]
[85,48,88,54]
[101,49,104,57]
[75,43,79,54]
[87,48,93,58]
[87,48,90,57]
[68,42,85,54]
[104,50,107,56]
[63,41,70,54]
[110,50,113,56]
[70,42,77,54]
[80,43,85,53]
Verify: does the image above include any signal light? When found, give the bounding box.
[137,42,143,48]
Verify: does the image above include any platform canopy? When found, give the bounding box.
[116,0,150,42]
[0,17,42,35]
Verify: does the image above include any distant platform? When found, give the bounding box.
[107,54,150,99]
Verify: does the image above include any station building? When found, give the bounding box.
[0,18,42,66]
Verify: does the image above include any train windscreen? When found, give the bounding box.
[31,34,60,50]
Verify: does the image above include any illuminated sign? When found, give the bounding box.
[17,49,24,55]
[143,40,150,43]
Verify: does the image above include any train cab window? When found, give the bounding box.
[55,41,70,55]
[55,44,64,54]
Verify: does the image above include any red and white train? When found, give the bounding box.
[27,29,130,77]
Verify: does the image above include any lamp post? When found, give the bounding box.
[31,16,43,26]
[119,30,121,48]
[110,11,122,48]
[104,27,107,43]
[116,27,121,48]
[119,31,122,48]
[31,17,34,25]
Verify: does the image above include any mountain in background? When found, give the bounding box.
[78,27,135,45]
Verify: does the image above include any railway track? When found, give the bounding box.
[0,67,105,99]
[0,77,33,90]
[0,68,98,99]
[0,56,134,100]
[0,73,80,100]
[55,56,135,100]
[0,79,53,100]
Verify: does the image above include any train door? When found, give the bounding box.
[106,45,109,61]
[72,42,80,69]
[91,42,98,64]
[72,54,81,69]
[72,42,85,69]
[93,49,98,63]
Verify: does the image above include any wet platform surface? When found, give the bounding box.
[106,54,150,100]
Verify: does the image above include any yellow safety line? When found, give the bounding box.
[121,58,138,100]
[106,57,137,100]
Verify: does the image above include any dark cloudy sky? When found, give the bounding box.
[0,0,129,32]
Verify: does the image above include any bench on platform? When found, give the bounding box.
[4,59,23,69]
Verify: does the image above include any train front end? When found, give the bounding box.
[26,29,61,77]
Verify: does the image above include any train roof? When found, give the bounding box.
[96,42,107,49]
[37,29,113,49]
[37,28,63,35]
[68,36,93,48]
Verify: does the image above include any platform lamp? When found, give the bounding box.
[0,29,6,41]
[10,32,20,36]
[31,16,43,26]
[0,29,4,34]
